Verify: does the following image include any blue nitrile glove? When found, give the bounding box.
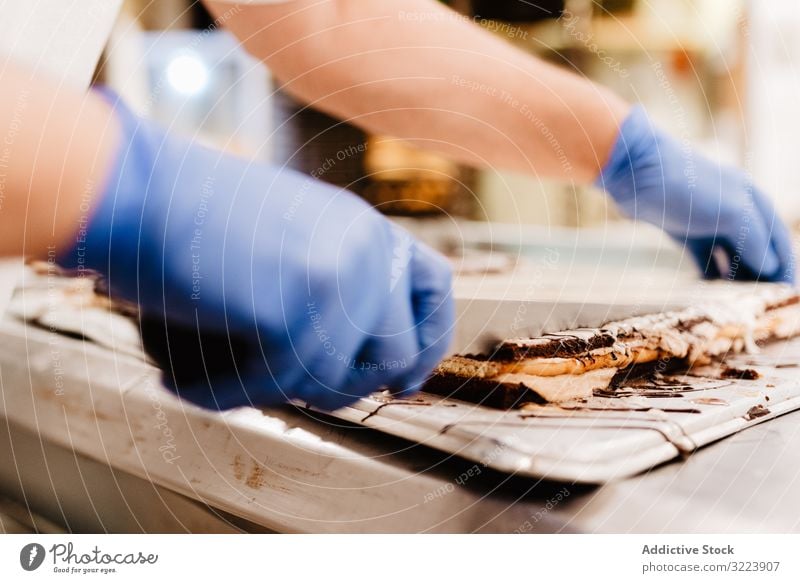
[597,105,794,282]
[58,92,454,411]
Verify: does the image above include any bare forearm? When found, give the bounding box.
[0,62,119,257]
[207,0,629,181]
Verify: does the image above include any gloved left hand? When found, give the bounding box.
[57,91,454,411]
[597,105,795,282]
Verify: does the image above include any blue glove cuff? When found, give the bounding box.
[57,89,166,299]
[594,104,660,209]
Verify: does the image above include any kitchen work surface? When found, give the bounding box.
[2,259,800,531]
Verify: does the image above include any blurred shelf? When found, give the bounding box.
[486,15,716,55]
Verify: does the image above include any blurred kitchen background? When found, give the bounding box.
[94,0,800,289]
[7,0,800,536]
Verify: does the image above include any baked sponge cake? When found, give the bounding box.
[424,288,800,408]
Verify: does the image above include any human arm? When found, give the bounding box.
[205,0,793,281]
[0,62,119,258]
[204,0,629,182]
[0,60,454,410]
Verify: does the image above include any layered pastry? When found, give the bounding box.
[425,287,800,408]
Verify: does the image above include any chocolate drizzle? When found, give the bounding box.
[492,329,617,361]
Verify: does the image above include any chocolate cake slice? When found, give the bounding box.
[425,287,800,407]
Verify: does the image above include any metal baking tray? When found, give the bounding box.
[323,341,800,483]
[9,264,800,484]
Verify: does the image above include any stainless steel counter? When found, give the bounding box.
[0,245,798,534]
[2,385,799,533]
[1,313,799,533]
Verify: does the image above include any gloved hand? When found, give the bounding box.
[58,92,454,411]
[597,105,794,282]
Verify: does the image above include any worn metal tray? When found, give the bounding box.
[7,263,800,484]
[324,340,800,483]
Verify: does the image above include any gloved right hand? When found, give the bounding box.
[57,92,454,411]
[597,105,794,282]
